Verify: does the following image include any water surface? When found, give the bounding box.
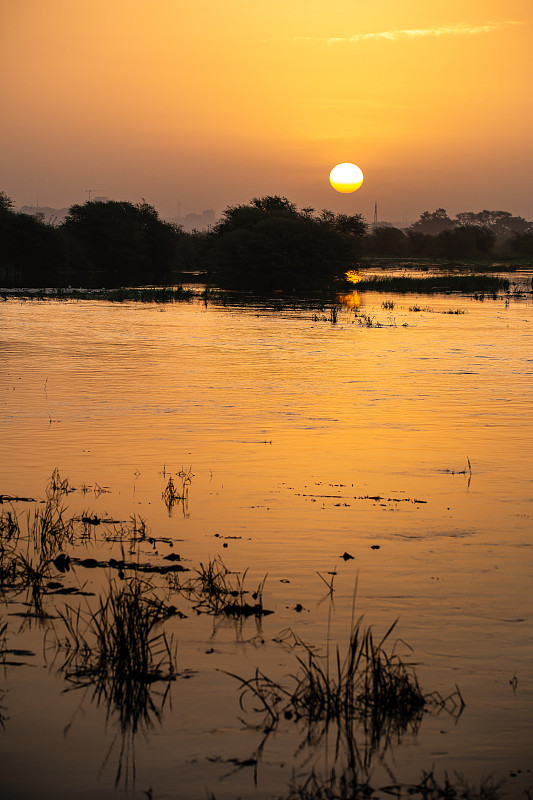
[1,284,532,798]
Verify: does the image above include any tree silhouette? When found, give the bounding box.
[208,196,366,291]
[410,208,454,235]
[62,200,184,286]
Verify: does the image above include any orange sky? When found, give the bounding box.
[2,0,532,222]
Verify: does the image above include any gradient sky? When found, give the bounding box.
[2,0,532,221]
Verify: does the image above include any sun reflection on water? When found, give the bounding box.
[338,290,362,309]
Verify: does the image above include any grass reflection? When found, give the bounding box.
[226,607,464,782]
[52,576,178,786]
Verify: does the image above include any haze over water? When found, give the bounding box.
[1,284,531,798]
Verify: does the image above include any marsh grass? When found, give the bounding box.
[104,514,150,544]
[52,575,178,785]
[162,467,193,515]
[0,508,21,589]
[226,610,464,769]
[0,617,7,729]
[356,275,510,294]
[0,470,110,620]
[2,287,195,303]
[442,458,473,488]
[29,497,75,559]
[48,467,76,498]
[177,556,271,618]
[0,494,76,618]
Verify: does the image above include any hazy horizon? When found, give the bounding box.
[2,1,532,222]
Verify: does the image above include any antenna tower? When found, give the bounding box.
[85,189,104,202]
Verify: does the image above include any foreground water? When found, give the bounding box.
[1,282,532,799]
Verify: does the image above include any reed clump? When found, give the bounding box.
[51,576,179,787]
[227,615,463,756]
[54,577,177,725]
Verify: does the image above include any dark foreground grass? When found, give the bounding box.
[356,274,510,294]
[176,556,271,618]
[52,576,178,786]
[226,613,464,767]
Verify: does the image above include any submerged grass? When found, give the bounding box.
[176,556,271,618]
[0,490,75,616]
[226,608,464,767]
[54,576,177,701]
[162,467,193,515]
[52,575,178,785]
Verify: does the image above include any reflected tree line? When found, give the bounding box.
[1,190,532,291]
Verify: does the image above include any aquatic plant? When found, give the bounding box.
[53,575,178,785]
[29,497,75,560]
[162,467,193,515]
[0,508,21,589]
[226,612,464,767]
[177,556,271,618]
[0,496,73,617]
[356,274,510,294]
[47,468,73,496]
[0,287,195,303]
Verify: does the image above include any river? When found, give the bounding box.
[0,280,531,799]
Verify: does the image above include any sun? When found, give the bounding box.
[329,163,364,193]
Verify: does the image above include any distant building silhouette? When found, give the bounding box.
[171,208,218,231]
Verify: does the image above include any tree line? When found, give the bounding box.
[1,191,532,291]
[367,207,533,259]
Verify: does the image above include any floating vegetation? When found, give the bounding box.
[0,493,36,503]
[357,274,510,294]
[177,556,271,618]
[352,311,381,328]
[408,304,466,314]
[441,458,473,487]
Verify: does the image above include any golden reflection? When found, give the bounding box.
[338,291,362,309]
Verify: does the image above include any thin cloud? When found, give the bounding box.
[298,21,523,45]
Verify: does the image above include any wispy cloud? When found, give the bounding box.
[298,21,523,45]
